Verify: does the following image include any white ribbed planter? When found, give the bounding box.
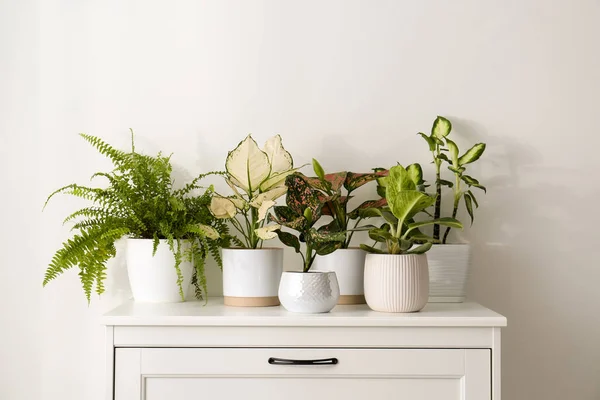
[364,254,429,313]
[278,271,340,314]
[222,248,283,307]
[427,244,470,303]
[127,239,193,303]
[311,248,366,305]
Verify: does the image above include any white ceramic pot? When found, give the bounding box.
[126,238,193,303]
[364,253,429,313]
[427,244,470,303]
[278,271,340,313]
[222,248,283,307]
[311,248,366,304]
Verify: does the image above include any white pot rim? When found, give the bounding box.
[365,253,426,257]
[284,270,334,274]
[127,237,191,242]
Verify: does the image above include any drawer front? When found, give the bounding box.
[115,348,490,400]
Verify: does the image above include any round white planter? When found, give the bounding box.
[427,244,470,303]
[127,238,193,303]
[364,253,429,313]
[278,271,340,313]
[311,249,366,305]
[222,248,283,307]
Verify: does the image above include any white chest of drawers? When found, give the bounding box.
[102,299,506,400]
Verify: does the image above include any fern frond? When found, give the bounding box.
[79,133,129,166]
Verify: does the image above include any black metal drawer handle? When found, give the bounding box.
[268,357,338,366]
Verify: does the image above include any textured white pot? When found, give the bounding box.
[278,271,340,314]
[222,248,283,307]
[126,238,193,303]
[311,248,366,305]
[427,244,471,303]
[364,253,429,313]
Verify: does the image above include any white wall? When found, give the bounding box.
[2,1,600,399]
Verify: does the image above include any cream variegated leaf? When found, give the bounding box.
[257,200,276,222]
[197,224,220,240]
[249,186,287,208]
[209,196,237,219]
[259,168,303,192]
[229,197,248,210]
[255,224,281,240]
[263,134,293,175]
[226,135,270,193]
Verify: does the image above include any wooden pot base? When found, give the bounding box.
[338,294,366,305]
[224,296,280,307]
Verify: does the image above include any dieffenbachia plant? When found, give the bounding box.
[418,116,486,244]
[360,165,463,255]
[210,134,300,249]
[297,159,389,248]
[265,173,346,272]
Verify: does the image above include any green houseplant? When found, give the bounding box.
[43,131,229,303]
[360,164,462,312]
[298,159,388,304]
[210,134,300,307]
[267,173,347,313]
[417,116,487,302]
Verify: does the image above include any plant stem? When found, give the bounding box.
[304,244,314,272]
[345,218,363,248]
[442,172,461,244]
[249,206,259,249]
[433,148,442,240]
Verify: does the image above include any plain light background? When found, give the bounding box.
[2,1,600,399]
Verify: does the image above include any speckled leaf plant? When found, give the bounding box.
[360,165,463,255]
[298,159,389,248]
[418,116,486,243]
[210,135,301,249]
[264,173,347,272]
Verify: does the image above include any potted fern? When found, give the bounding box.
[360,165,462,312]
[210,135,299,307]
[300,159,387,305]
[418,116,486,302]
[43,131,229,303]
[265,173,347,313]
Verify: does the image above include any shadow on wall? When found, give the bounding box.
[458,119,600,400]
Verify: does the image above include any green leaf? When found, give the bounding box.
[314,241,343,256]
[368,228,393,243]
[467,190,479,208]
[445,138,459,166]
[303,208,313,225]
[417,132,435,151]
[276,230,301,253]
[431,116,452,139]
[360,244,385,254]
[460,175,479,185]
[404,217,463,237]
[448,165,466,174]
[439,179,454,187]
[458,143,486,166]
[359,207,398,225]
[464,193,474,226]
[437,153,450,162]
[433,137,445,146]
[344,170,389,192]
[406,163,424,185]
[348,198,388,219]
[312,158,326,181]
[405,242,433,254]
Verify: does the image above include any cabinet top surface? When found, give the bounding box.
[102,298,507,327]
